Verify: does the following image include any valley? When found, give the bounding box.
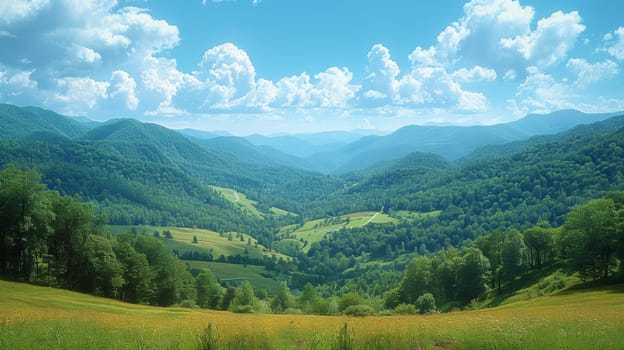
[1,103,624,348]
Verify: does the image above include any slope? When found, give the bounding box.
[0,104,87,140]
[1,279,622,349]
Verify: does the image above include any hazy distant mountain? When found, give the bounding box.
[305,110,623,173]
[178,128,232,140]
[244,130,380,158]
[193,136,316,170]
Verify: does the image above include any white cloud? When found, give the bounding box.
[361,44,400,103]
[397,66,488,112]
[501,11,585,67]
[604,27,624,60]
[273,73,313,107]
[109,70,139,110]
[566,58,619,88]
[310,67,356,108]
[410,0,534,73]
[141,56,194,115]
[452,66,497,83]
[54,77,109,113]
[197,43,256,106]
[509,62,621,117]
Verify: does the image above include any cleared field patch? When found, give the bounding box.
[108,225,290,262]
[276,211,397,253]
[185,261,281,292]
[1,280,623,349]
[211,185,263,218]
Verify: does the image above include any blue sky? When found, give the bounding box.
[1,0,623,135]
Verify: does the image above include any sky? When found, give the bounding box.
[1,0,624,135]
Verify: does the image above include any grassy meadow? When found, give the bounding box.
[107,225,290,262]
[276,211,397,253]
[2,279,623,349]
[185,261,281,292]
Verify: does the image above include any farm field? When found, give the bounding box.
[210,186,295,218]
[185,260,282,292]
[276,211,397,253]
[107,225,290,262]
[1,280,623,349]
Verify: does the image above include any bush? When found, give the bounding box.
[338,293,365,312]
[394,303,416,315]
[343,304,375,317]
[415,293,436,314]
[231,304,255,314]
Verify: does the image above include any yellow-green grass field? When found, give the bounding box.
[1,280,623,349]
[107,225,291,262]
[277,211,397,253]
[210,186,295,218]
[210,185,263,218]
[185,261,281,292]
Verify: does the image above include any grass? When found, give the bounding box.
[210,185,263,218]
[210,186,295,218]
[276,211,397,253]
[185,261,281,292]
[107,225,291,262]
[1,279,623,349]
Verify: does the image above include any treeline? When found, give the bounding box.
[386,192,624,310]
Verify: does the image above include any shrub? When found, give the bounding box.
[394,303,417,315]
[415,293,436,314]
[343,304,375,317]
[231,304,255,314]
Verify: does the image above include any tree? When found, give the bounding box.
[192,235,198,244]
[0,165,53,281]
[415,293,436,314]
[501,229,528,292]
[562,198,618,280]
[231,280,256,313]
[399,256,431,304]
[523,224,555,269]
[298,282,320,311]
[113,239,154,303]
[271,281,292,313]
[81,234,124,297]
[196,268,223,309]
[456,248,490,304]
[48,193,96,289]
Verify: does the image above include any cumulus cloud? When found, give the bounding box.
[566,58,619,88]
[501,11,585,67]
[510,60,620,117]
[109,70,139,110]
[197,43,256,106]
[604,27,624,60]
[409,0,585,80]
[54,77,109,113]
[361,44,400,103]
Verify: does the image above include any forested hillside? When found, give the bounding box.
[1,103,623,315]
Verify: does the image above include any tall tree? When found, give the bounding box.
[399,256,432,304]
[562,198,617,280]
[196,268,223,309]
[501,229,528,292]
[0,165,52,281]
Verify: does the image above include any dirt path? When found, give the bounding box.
[232,190,240,203]
[363,212,379,226]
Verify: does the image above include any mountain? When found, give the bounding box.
[305,109,623,174]
[192,136,316,170]
[0,104,87,140]
[459,114,624,164]
[245,130,377,158]
[178,128,232,139]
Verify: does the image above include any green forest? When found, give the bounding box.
[1,104,624,315]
